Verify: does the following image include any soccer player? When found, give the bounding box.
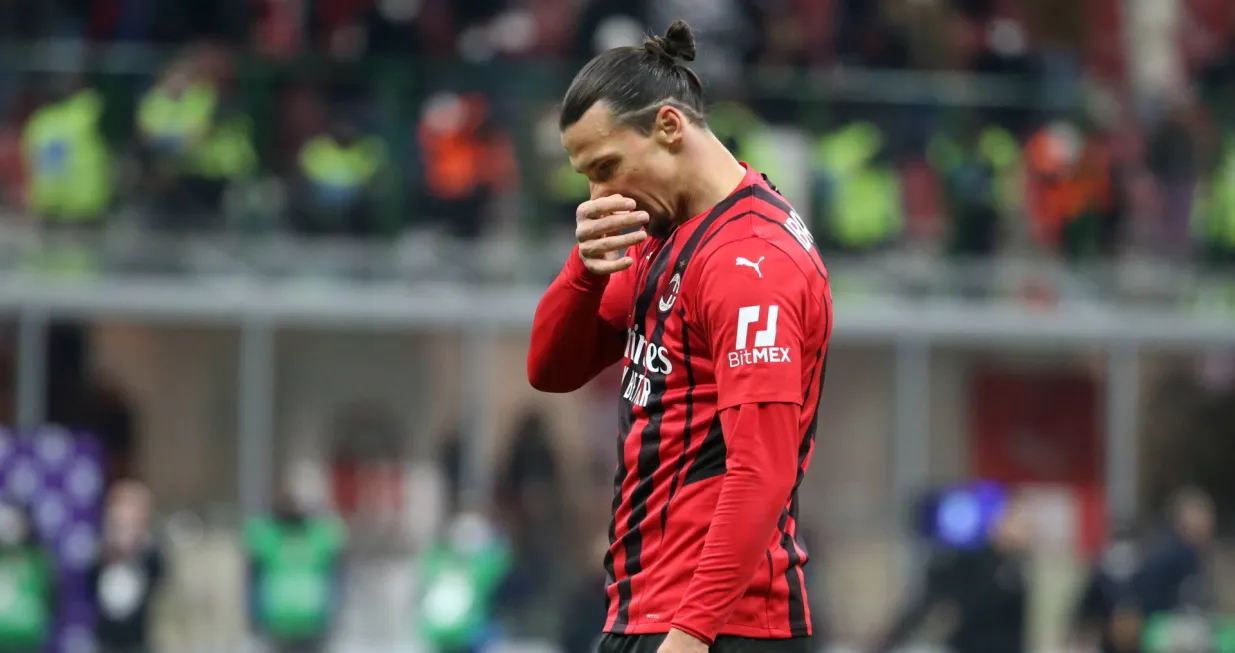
[526,20,833,653]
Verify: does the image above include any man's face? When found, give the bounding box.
[331,120,357,144]
[105,482,150,551]
[562,102,683,238]
[1178,499,1214,546]
[993,497,1032,551]
[161,68,191,96]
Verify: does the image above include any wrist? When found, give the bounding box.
[565,245,611,290]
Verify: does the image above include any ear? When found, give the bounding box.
[653,105,687,147]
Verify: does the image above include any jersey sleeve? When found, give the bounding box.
[694,239,808,409]
[671,401,802,643]
[592,247,638,331]
[526,245,636,392]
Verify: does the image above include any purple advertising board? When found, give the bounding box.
[0,426,105,653]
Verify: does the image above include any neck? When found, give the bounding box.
[676,131,748,221]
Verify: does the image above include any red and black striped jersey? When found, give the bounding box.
[594,166,833,640]
[526,164,832,641]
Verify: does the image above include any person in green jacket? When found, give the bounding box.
[245,493,346,653]
[416,512,512,653]
[0,500,56,653]
[22,81,113,227]
[137,59,257,231]
[293,114,389,237]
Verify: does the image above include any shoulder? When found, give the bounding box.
[698,188,825,278]
[685,235,827,337]
[695,236,803,287]
[692,228,826,303]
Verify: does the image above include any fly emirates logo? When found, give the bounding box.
[621,328,673,407]
[730,305,791,368]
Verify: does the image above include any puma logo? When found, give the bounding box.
[735,256,765,278]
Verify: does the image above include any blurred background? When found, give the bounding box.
[0,0,1234,653]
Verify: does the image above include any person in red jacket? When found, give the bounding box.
[526,20,833,653]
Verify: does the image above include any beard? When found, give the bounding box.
[645,213,675,239]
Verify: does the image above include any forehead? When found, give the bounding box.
[561,102,636,170]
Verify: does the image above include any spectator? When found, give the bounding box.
[871,491,1033,653]
[928,117,1022,257]
[416,512,513,653]
[558,534,610,653]
[136,52,256,232]
[414,91,516,238]
[1071,525,1143,653]
[528,103,589,235]
[1147,99,1201,260]
[87,480,165,653]
[245,488,347,653]
[1024,118,1115,261]
[1133,487,1215,616]
[21,78,112,229]
[1192,130,1235,267]
[291,111,389,238]
[494,412,563,578]
[0,499,57,653]
[812,120,904,252]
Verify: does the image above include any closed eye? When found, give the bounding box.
[593,159,618,182]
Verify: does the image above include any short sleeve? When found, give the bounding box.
[695,239,807,410]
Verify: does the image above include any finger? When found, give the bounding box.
[576,211,649,241]
[585,256,635,275]
[579,230,647,259]
[577,195,637,221]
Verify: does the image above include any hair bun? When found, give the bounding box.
[644,20,697,63]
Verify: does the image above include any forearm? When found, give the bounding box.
[672,402,800,643]
[527,246,624,392]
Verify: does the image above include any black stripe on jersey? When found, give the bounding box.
[682,413,725,486]
[614,186,754,626]
[779,516,807,635]
[696,210,754,252]
[781,347,827,636]
[603,438,626,619]
[749,211,827,282]
[658,312,695,540]
[753,184,793,213]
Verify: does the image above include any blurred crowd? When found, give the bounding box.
[0,419,1230,653]
[0,0,1234,269]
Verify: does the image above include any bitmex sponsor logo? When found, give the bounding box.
[729,305,791,368]
[621,328,673,407]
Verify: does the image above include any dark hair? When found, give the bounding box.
[560,20,707,132]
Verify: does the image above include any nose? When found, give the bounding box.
[591,181,623,201]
